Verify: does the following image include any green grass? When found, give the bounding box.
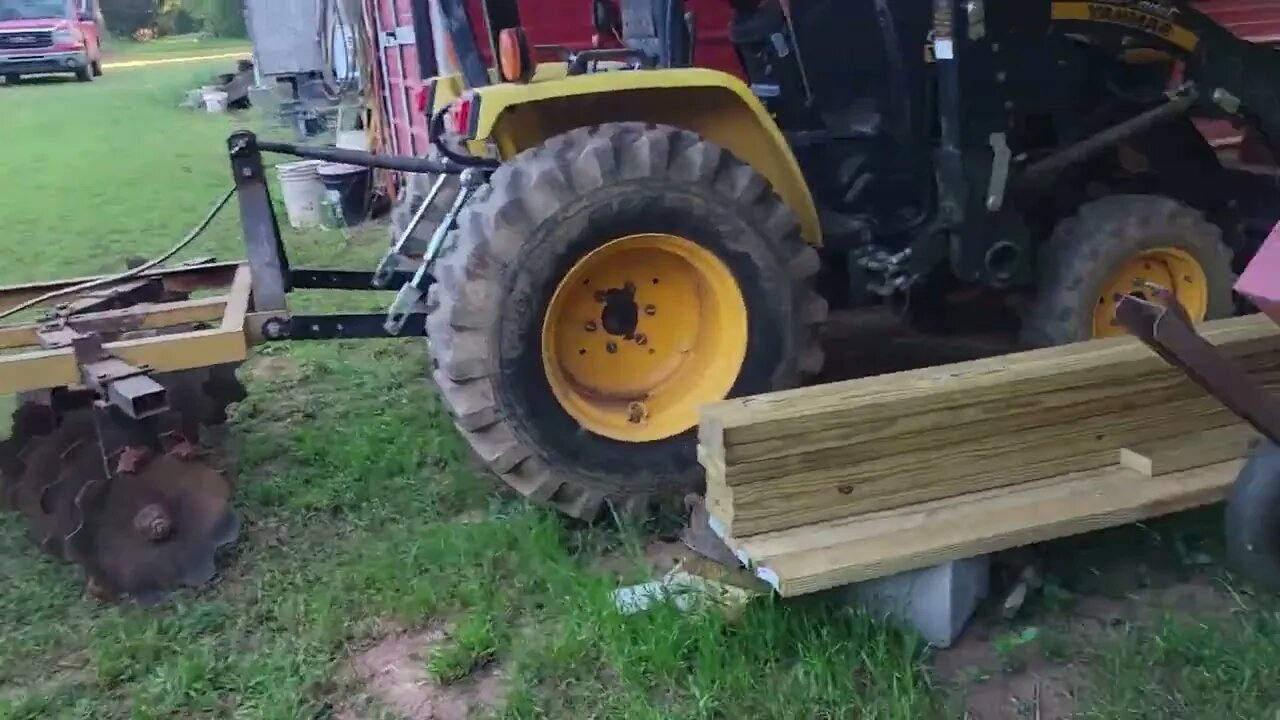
[7,53,1280,720]
[101,33,250,63]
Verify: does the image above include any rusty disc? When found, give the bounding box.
[68,453,238,603]
[7,410,102,559]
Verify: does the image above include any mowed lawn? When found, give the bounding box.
[3,59,1280,720]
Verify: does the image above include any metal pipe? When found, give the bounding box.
[1020,91,1198,188]
[256,139,460,174]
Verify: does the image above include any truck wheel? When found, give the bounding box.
[1020,194,1234,347]
[92,60,103,77]
[1225,440,1280,593]
[75,63,92,82]
[426,122,826,520]
[386,149,460,270]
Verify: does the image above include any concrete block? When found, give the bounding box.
[844,555,990,648]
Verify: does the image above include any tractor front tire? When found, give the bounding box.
[426,122,826,520]
[1021,194,1234,347]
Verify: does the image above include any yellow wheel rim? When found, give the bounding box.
[1093,247,1209,338]
[541,233,748,442]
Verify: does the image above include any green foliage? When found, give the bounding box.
[182,0,245,38]
[99,0,159,36]
[99,0,245,38]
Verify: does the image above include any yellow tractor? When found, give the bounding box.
[397,0,1280,521]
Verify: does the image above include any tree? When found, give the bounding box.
[99,0,160,36]
[183,0,246,38]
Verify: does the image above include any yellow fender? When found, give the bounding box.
[453,66,822,246]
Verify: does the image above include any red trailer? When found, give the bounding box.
[368,0,741,161]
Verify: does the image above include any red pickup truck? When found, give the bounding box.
[0,0,102,84]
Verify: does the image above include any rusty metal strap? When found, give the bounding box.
[1116,292,1280,444]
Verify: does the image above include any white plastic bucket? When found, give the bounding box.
[202,88,228,113]
[276,160,324,229]
[336,129,369,152]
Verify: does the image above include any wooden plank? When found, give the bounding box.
[221,264,253,331]
[701,314,1276,460]
[713,371,1280,536]
[1120,424,1261,476]
[717,358,1280,485]
[730,460,1241,597]
[0,296,229,351]
[699,314,1280,536]
[0,261,240,316]
[0,326,248,395]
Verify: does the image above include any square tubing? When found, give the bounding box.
[228,131,290,312]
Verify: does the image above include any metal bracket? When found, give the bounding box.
[986,132,1011,211]
[384,168,486,335]
[44,330,170,420]
[380,25,417,48]
[372,173,450,288]
[1116,289,1280,445]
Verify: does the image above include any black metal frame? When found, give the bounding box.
[226,131,460,342]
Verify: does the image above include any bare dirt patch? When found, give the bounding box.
[339,622,505,720]
[934,574,1234,719]
[246,355,300,382]
[935,622,1079,720]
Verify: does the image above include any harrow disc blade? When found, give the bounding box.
[6,410,98,559]
[68,454,239,604]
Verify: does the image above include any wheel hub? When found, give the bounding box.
[542,233,748,442]
[1094,247,1209,338]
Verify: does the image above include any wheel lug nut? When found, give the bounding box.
[584,321,597,332]
[635,333,647,345]
[644,305,656,316]
[606,342,618,353]
[628,402,646,424]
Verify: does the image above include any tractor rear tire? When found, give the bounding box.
[1225,440,1280,593]
[386,148,460,269]
[1021,194,1234,348]
[425,122,826,520]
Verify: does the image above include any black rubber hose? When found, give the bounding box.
[429,109,501,169]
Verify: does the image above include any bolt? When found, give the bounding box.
[635,333,648,346]
[644,304,656,316]
[628,402,646,424]
[134,504,174,541]
[584,320,597,332]
[606,341,618,353]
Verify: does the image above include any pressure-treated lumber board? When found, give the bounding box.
[698,314,1280,536]
[716,459,1241,597]
[1120,424,1261,476]
[711,385,1278,535]
[700,314,1278,468]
